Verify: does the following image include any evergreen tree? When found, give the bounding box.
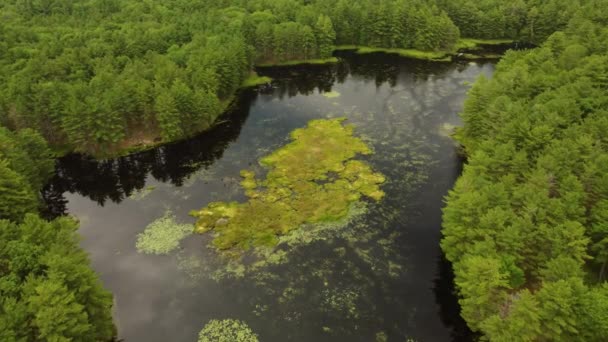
[315,15,336,58]
[155,90,183,141]
[0,160,38,222]
[0,215,114,341]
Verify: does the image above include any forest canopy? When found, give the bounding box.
[0,214,115,341]
[442,3,608,340]
[0,0,582,155]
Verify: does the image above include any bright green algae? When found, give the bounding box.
[190,118,385,253]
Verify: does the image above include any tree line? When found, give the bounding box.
[442,1,608,340]
[0,0,582,155]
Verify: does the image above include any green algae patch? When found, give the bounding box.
[198,319,258,342]
[438,122,458,137]
[256,57,339,67]
[241,72,272,88]
[129,185,156,201]
[356,46,451,61]
[135,211,193,255]
[322,90,341,98]
[336,45,451,62]
[190,118,385,253]
[456,38,514,51]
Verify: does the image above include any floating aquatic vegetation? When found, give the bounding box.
[135,211,193,255]
[129,185,156,201]
[198,319,258,342]
[322,90,341,98]
[376,331,388,342]
[183,168,217,188]
[438,122,457,137]
[190,118,385,254]
[176,253,206,281]
[320,287,360,319]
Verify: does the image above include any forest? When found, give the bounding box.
[0,0,606,341]
[0,0,577,156]
[442,4,608,341]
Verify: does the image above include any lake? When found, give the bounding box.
[43,51,495,342]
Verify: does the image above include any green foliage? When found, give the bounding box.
[0,1,603,340]
[155,91,184,142]
[0,128,54,222]
[315,15,336,58]
[0,0,476,155]
[0,106,113,340]
[0,0,591,156]
[481,290,541,342]
[241,73,272,88]
[439,0,580,43]
[442,8,608,340]
[348,46,451,61]
[136,211,193,255]
[191,118,385,253]
[0,160,38,222]
[322,91,341,98]
[0,128,54,192]
[198,319,258,342]
[256,57,338,67]
[0,214,114,341]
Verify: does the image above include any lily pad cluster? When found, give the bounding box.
[198,319,258,342]
[190,118,385,252]
[135,210,193,254]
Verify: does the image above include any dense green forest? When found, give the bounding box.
[0,0,581,155]
[0,128,115,340]
[0,215,115,341]
[1,0,607,340]
[442,3,608,340]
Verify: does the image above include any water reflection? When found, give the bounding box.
[43,91,254,214]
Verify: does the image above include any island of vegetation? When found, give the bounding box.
[191,118,385,253]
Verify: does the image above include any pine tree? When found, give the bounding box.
[301,25,317,60]
[315,15,336,58]
[0,215,115,341]
[24,277,92,340]
[155,90,183,141]
[0,160,38,222]
[481,290,541,342]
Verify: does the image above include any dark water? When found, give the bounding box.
[44,52,495,342]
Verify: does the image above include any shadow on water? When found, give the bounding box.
[43,51,497,341]
[42,90,257,216]
[435,255,479,342]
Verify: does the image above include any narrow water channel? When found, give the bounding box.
[44,52,495,342]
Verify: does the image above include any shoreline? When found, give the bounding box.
[61,39,516,159]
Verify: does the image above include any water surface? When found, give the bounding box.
[44,52,495,342]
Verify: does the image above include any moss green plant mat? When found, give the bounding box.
[335,45,451,62]
[198,319,258,342]
[256,57,339,67]
[455,38,515,50]
[241,73,272,88]
[322,90,341,98]
[190,118,385,253]
[135,211,193,255]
